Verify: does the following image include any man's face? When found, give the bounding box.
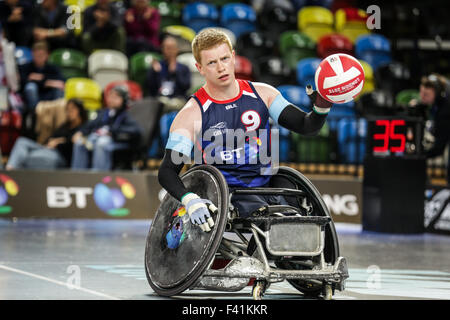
[106,90,123,109]
[196,43,235,88]
[420,85,436,105]
[32,49,48,68]
[162,38,178,60]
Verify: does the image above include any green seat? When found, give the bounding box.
[291,123,331,163]
[279,31,317,69]
[396,89,420,107]
[49,48,87,79]
[129,52,162,94]
[153,1,182,30]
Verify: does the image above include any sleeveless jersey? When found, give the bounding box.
[192,79,273,188]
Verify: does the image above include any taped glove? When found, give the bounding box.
[181,193,218,232]
[306,85,333,113]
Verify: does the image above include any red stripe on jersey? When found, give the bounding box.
[193,79,254,106]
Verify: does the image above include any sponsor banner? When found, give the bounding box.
[0,170,362,223]
[155,174,363,224]
[425,186,450,235]
[310,178,362,224]
[0,170,160,219]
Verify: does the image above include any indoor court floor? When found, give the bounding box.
[0,219,449,300]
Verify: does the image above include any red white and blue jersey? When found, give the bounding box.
[192,79,273,188]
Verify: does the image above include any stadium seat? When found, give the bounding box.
[154,1,182,30]
[258,0,297,42]
[291,122,331,163]
[374,62,413,98]
[49,48,87,79]
[176,52,204,94]
[88,50,128,89]
[14,46,32,66]
[162,25,196,54]
[256,56,294,88]
[396,89,420,108]
[220,4,257,39]
[317,33,353,59]
[234,55,253,81]
[277,85,311,112]
[64,78,102,111]
[355,89,396,117]
[279,31,316,70]
[292,0,334,11]
[326,100,355,131]
[296,57,321,88]
[235,31,275,62]
[129,51,162,93]
[64,0,96,11]
[334,7,370,43]
[337,117,367,164]
[297,6,334,42]
[182,2,219,33]
[355,34,391,71]
[358,60,375,97]
[103,80,143,103]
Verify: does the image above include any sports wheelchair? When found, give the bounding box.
[145,165,348,300]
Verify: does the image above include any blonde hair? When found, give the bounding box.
[191,28,233,64]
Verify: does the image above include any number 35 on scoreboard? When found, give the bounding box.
[368,118,422,156]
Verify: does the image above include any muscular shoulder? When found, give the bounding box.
[169,98,202,141]
[252,82,281,108]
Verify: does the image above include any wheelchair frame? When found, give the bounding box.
[145,165,349,300]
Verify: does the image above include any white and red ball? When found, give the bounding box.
[315,53,365,104]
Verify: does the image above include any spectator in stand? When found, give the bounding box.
[0,0,33,47]
[19,41,65,131]
[71,85,142,171]
[33,0,75,50]
[147,35,191,112]
[82,0,126,54]
[420,74,450,184]
[6,98,88,170]
[124,0,161,57]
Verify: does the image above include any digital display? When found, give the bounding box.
[367,117,423,157]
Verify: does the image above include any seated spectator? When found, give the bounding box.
[147,35,191,111]
[71,85,142,171]
[420,74,450,184]
[19,41,65,133]
[0,0,33,47]
[81,0,126,55]
[124,0,160,57]
[6,98,88,170]
[32,0,75,50]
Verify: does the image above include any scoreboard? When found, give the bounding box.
[366,116,424,157]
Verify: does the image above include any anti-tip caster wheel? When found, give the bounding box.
[252,280,267,300]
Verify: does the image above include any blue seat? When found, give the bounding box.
[182,2,219,33]
[337,118,367,164]
[327,101,355,131]
[291,0,333,10]
[277,85,311,112]
[355,34,392,70]
[296,57,321,88]
[15,46,33,66]
[148,111,178,158]
[220,4,256,39]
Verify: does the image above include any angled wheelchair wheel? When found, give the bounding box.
[273,166,340,297]
[145,165,229,297]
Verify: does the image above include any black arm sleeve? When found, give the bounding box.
[277,104,328,136]
[158,149,190,201]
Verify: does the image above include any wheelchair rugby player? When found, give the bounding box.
[145,28,348,300]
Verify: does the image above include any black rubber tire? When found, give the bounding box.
[144,165,229,297]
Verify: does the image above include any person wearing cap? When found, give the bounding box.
[71,85,142,171]
[420,74,450,184]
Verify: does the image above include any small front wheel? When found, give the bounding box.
[252,281,266,300]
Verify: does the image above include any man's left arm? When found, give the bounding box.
[256,83,332,136]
